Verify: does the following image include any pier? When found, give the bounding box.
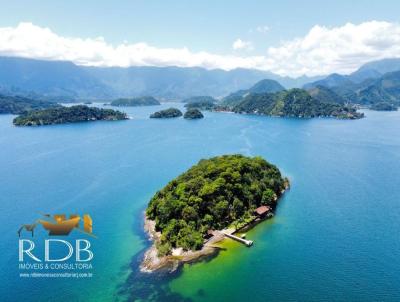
[221,231,253,246]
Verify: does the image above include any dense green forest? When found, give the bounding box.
[146,155,288,255]
[0,94,59,114]
[150,107,182,118]
[231,89,364,119]
[184,108,204,119]
[110,96,160,106]
[13,105,128,126]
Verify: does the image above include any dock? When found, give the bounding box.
[221,231,253,246]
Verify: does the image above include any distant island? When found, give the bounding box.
[110,96,160,107]
[370,102,397,111]
[182,96,217,104]
[13,105,128,126]
[142,154,289,271]
[222,87,364,119]
[0,94,60,114]
[150,107,182,118]
[184,108,204,119]
[184,100,217,111]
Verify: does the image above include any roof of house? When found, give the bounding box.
[255,205,271,215]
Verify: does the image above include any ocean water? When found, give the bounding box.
[0,104,399,301]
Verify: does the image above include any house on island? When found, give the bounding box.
[254,205,272,218]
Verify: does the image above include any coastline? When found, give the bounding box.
[140,182,289,273]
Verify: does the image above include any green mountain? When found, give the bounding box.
[357,71,400,105]
[307,85,347,104]
[0,94,60,114]
[232,89,363,119]
[110,96,160,106]
[221,79,285,106]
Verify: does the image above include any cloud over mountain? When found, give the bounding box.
[1,21,400,76]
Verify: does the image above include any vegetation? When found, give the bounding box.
[149,107,182,118]
[184,108,204,119]
[146,155,288,255]
[184,101,216,110]
[13,105,128,126]
[232,89,364,119]
[0,94,60,114]
[307,85,347,104]
[370,102,398,111]
[110,96,160,107]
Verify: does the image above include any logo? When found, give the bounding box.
[17,213,95,237]
[17,213,95,279]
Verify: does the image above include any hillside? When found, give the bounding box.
[0,94,60,114]
[221,79,285,107]
[307,86,347,104]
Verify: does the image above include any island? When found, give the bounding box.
[370,102,398,111]
[183,108,204,119]
[13,105,128,126]
[229,88,364,119]
[142,154,289,271]
[149,107,182,118]
[111,96,160,107]
[182,96,217,104]
[0,94,60,114]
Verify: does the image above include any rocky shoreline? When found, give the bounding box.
[141,215,223,273]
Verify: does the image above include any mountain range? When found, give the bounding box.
[0,56,321,101]
[304,58,400,106]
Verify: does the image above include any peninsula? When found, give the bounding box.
[13,105,128,126]
[142,154,289,271]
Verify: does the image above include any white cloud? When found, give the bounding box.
[232,38,253,51]
[256,25,270,33]
[266,21,400,76]
[1,21,400,76]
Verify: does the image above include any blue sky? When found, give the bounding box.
[0,0,400,76]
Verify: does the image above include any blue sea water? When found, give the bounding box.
[0,103,399,301]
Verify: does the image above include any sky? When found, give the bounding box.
[0,0,400,77]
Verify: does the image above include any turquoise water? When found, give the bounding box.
[1,104,399,301]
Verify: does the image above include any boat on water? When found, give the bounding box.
[38,215,80,235]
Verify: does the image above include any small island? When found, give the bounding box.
[183,108,204,119]
[370,102,398,111]
[111,96,160,107]
[149,107,182,119]
[13,105,128,126]
[142,154,289,271]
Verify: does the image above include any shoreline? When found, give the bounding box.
[140,182,289,273]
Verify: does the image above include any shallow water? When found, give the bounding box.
[1,104,399,301]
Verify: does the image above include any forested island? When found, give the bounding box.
[184,108,204,119]
[13,105,128,126]
[142,154,288,271]
[0,94,59,114]
[110,96,160,107]
[226,88,364,119]
[150,107,182,118]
